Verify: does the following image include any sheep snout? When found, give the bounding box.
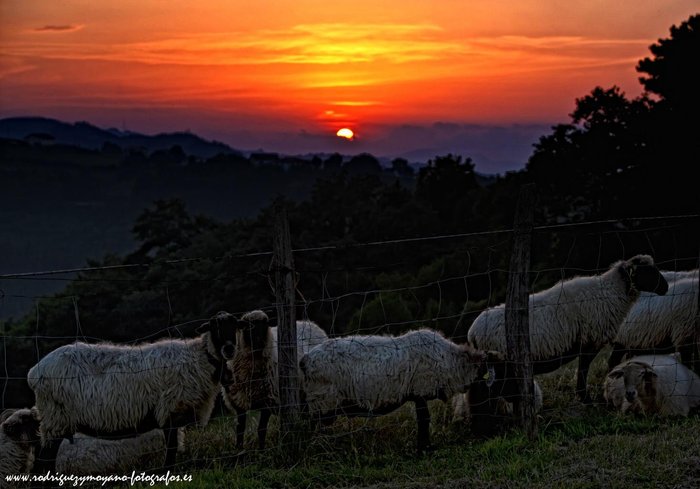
[221,342,236,360]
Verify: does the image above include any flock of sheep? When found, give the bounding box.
[1,253,699,483]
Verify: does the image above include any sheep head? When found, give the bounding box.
[198,311,239,361]
[238,310,272,352]
[606,360,658,414]
[1,407,41,446]
[620,255,668,296]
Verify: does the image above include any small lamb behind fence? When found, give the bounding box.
[222,310,328,449]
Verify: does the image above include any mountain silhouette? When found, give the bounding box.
[0,116,239,159]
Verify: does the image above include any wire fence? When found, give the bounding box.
[0,212,698,477]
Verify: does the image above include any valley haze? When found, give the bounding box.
[0,116,549,175]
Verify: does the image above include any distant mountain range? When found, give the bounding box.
[0,116,240,159]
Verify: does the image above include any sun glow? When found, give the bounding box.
[336,128,355,140]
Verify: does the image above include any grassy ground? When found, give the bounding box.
[136,351,700,489]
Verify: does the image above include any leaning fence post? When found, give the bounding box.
[272,200,300,458]
[505,183,538,440]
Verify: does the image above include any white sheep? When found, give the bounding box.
[467,254,668,404]
[603,354,700,416]
[27,311,239,471]
[221,310,328,449]
[299,328,502,452]
[661,268,698,283]
[451,380,543,423]
[608,277,698,370]
[0,408,40,486]
[55,429,185,476]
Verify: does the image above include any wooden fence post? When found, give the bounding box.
[272,201,300,457]
[695,250,700,372]
[505,183,538,440]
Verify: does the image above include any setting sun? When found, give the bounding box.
[336,128,355,140]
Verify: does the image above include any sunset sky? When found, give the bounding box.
[1,1,697,173]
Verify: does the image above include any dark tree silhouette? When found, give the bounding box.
[130,199,215,259]
[637,14,700,113]
[345,152,382,175]
[390,157,415,177]
[416,154,480,228]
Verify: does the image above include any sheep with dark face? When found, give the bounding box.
[467,254,668,404]
[0,407,41,485]
[27,311,238,471]
[608,277,698,370]
[299,328,503,453]
[222,310,328,449]
[604,354,700,416]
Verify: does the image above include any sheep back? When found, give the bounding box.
[468,255,666,365]
[27,338,219,441]
[613,277,698,355]
[301,329,488,417]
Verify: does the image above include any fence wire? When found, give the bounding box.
[0,215,698,479]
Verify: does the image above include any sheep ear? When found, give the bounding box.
[0,408,15,424]
[196,321,211,334]
[607,370,623,379]
[2,420,19,438]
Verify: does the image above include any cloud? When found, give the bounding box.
[6,24,647,84]
[0,59,36,80]
[8,23,455,67]
[33,25,84,33]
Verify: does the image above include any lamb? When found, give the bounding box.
[298,328,503,452]
[221,310,328,449]
[467,254,668,404]
[1,410,185,477]
[608,277,698,370]
[55,429,185,476]
[603,354,700,416]
[0,408,41,486]
[26,310,239,471]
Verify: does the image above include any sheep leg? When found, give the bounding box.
[576,350,597,404]
[414,397,431,453]
[607,344,627,371]
[677,338,695,369]
[257,408,272,450]
[164,426,179,468]
[32,436,62,475]
[236,410,247,448]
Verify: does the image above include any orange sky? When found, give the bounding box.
[1,1,697,170]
